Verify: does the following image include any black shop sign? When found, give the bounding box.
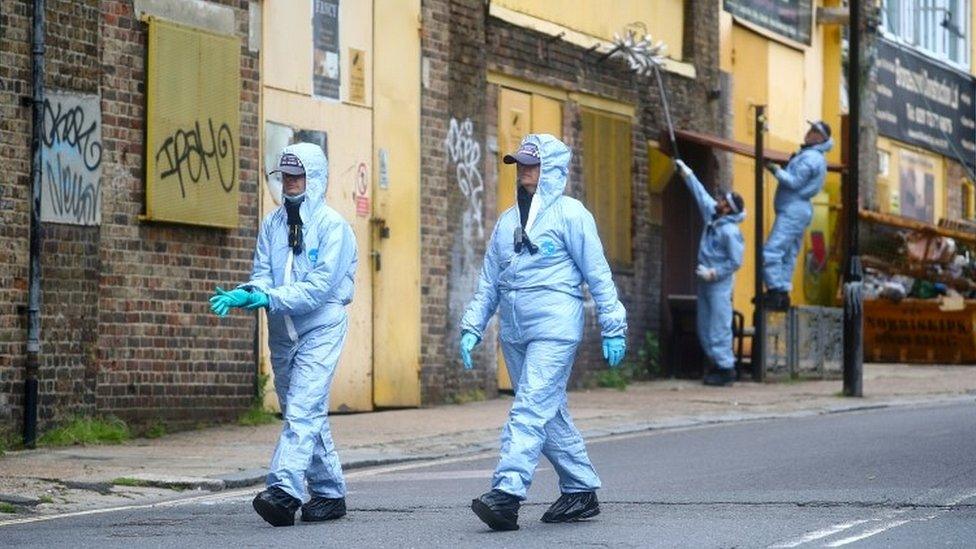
[723,0,813,45]
[876,39,976,166]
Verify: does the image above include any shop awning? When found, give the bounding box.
[664,129,847,173]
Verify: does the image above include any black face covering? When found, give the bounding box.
[517,184,533,229]
[284,193,305,254]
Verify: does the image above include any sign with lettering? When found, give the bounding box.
[145,18,241,228]
[723,0,813,44]
[313,0,341,100]
[41,91,102,225]
[864,300,976,363]
[876,38,976,166]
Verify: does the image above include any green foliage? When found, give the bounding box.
[238,406,279,426]
[143,423,167,439]
[593,364,635,391]
[238,373,279,426]
[448,388,487,405]
[112,477,150,488]
[0,503,17,514]
[38,495,54,504]
[0,427,18,456]
[631,330,662,378]
[38,416,130,447]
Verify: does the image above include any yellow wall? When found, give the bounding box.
[493,0,684,61]
[261,0,376,412]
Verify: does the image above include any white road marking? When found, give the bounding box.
[824,519,913,547]
[774,488,976,548]
[769,519,871,548]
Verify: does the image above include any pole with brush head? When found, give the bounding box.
[604,29,679,159]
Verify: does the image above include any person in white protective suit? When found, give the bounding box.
[459,134,628,531]
[761,120,833,310]
[209,143,357,527]
[675,160,745,387]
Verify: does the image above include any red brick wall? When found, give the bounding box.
[0,1,260,433]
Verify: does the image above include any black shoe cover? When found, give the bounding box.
[763,291,791,311]
[471,489,520,531]
[252,486,301,527]
[703,368,736,387]
[301,496,347,522]
[541,491,600,523]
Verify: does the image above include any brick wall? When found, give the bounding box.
[419,0,721,401]
[0,1,34,432]
[0,0,260,434]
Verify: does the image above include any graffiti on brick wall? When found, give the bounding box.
[445,117,484,240]
[41,91,102,226]
[154,118,237,199]
[145,18,240,227]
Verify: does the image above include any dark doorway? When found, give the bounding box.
[661,142,718,378]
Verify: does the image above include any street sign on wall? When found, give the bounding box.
[876,38,976,167]
[723,0,813,45]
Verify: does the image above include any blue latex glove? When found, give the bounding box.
[602,337,626,368]
[460,331,480,370]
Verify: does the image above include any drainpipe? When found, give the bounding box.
[24,0,46,448]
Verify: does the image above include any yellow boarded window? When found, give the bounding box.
[145,18,241,228]
[582,108,633,268]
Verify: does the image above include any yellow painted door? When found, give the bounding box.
[495,89,562,390]
[371,0,422,407]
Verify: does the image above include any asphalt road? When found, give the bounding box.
[1,400,974,548]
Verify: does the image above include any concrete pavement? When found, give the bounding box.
[0,363,974,517]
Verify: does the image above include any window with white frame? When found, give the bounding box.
[883,0,971,69]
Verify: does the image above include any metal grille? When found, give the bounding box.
[762,306,844,381]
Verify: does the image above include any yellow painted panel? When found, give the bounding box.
[531,95,562,137]
[582,108,633,267]
[264,0,313,94]
[493,0,684,61]
[145,19,240,228]
[766,42,805,152]
[730,24,769,321]
[262,87,375,412]
[372,0,422,407]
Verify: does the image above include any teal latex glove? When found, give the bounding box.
[209,287,267,317]
[244,291,269,310]
[602,337,627,368]
[460,331,480,370]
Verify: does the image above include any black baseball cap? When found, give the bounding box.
[503,142,541,165]
[806,120,832,139]
[269,153,305,176]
